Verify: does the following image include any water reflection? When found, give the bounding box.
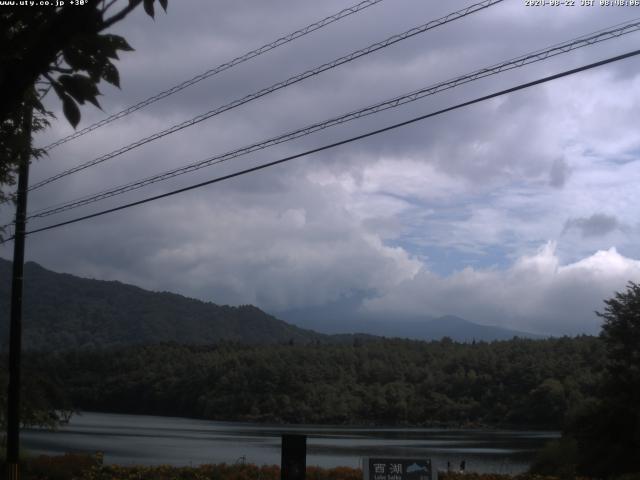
[23,412,558,473]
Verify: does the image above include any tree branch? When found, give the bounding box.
[0,4,99,120]
[102,0,119,14]
[101,0,142,30]
[50,66,73,74]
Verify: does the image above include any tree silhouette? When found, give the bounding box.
[0,0,168,205]
[0,0,169,430]
[569,282,640,477]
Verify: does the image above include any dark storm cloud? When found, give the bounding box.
[2,0,640,335]
[564,213,621,238]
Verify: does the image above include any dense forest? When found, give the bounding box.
[3,277,639,478]
[22,336,604,429]
[1,261,637,476]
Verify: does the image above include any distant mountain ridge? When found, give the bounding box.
[0,258,541,351]
[283,313,543,342]
[397,314,543,341]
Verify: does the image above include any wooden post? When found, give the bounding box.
[5,106,32,480]
[281,434,306,480]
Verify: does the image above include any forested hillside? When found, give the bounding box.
[29,336,605,429]
[0,259,323,350]
[0,259,541,349]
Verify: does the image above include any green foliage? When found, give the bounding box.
[561,282,640,478]
[16,455,598,480]
[529,438,578,479]
[0,0,168,206]
[31,336,605,429]
[16,455,362,480]
[0,354,73,432]
[0,89,50,208]
[23,452,103,480]
[524,379,568,427]
[598,282,640,394]
[0,259,611,433]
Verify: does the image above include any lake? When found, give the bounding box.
[23,412,558,474]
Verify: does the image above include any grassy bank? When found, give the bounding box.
[12,454,362,480]
[11,453,639,480]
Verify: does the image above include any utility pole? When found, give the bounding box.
[5,106,32,480]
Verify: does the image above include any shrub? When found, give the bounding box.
[22,452,102,480]
[529,438,578,479]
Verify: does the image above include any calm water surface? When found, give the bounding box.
[23,412,558,474]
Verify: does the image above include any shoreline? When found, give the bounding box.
[22,412,552,474]
[61,410,561,433]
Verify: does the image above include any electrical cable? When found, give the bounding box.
[27,0,503,193]
[4,47,636,243]
[24,18,640,221]
[41,0,387,151]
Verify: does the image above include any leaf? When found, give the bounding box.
[62,47,88,72]
[63,45,104,82]
[85,59,103,83]
[61,94,80,129]
[102,62,120,88]
[85,95,102,110]
[158,0,168,11]
[94,35,119,60]
[143,0,154,18]
[57,75,86,104]
[51,81,66,100]
[102,34,134,53]
[58,74,101,109]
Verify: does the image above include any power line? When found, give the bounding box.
[41,0,387,151]
[27,0,503,193]
[10,48,639,242]
[25,18,640,221]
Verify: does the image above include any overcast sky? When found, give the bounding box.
[3,0,640,335]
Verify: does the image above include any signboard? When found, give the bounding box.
[364,458,434,480]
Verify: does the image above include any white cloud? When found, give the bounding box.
[3,1,640,339]
[11,170,421,313]
[362,242,640,335]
